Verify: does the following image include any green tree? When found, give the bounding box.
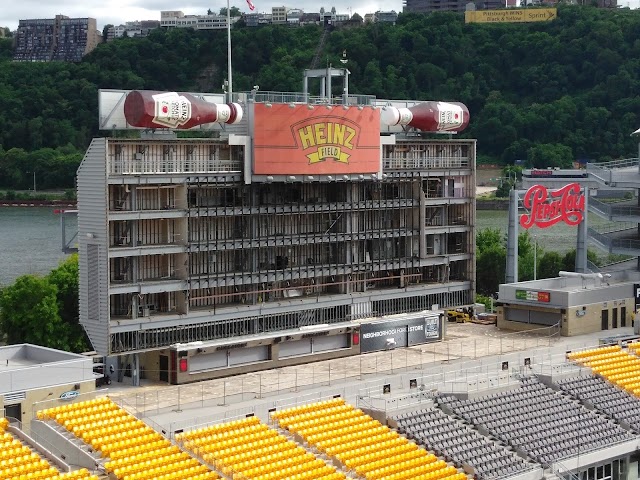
[220,6,242,16]
[477,244,506,296]
[526,143,574,169]
[2,7,640,173]
[562,248,600,272]
[476,228,503,254]
[0,275,69,349]
[47,255,89,353]
[538,251,564,279]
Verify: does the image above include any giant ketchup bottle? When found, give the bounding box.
[124,90,243,129]
[381,101,469,133]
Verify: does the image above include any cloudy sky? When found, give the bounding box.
[1,1,401,30]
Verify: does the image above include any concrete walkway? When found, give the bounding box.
[101,324,636,436]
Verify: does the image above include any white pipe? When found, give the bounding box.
[558,271,603,280]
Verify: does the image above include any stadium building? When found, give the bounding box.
[78,77,476,384]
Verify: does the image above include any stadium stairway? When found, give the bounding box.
[0,417,101,480]
[30,417,105,471]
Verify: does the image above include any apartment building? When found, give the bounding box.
[79,89,475,383]
[160,11,234,30]
[272,6,288,23]
[14,15,99,62]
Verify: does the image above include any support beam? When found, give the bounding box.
[506,188,519,284]
[575,188,588,273]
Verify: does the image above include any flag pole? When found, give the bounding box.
[226,0,233,102]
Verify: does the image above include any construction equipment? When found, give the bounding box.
[446,308,473,323]
[473,313,497,325]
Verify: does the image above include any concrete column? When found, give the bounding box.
[131,353,140,387]
[251,188,260,273]
[505,188,518,284]
[302,74,308,102]
[116,355,124,383]
[130,186,139,319]
[342,69,349,105]
[575,187,588,273]
[418,182,427,258]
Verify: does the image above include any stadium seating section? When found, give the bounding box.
[395,407,535,480]
[438,377,634,465]
[37,397,219,480]
[556,375,640,433]
[25,360,640,480]
[0,416,99,480]
[568,344,640,397]
[177,415,346,480]
[271,397,468,480]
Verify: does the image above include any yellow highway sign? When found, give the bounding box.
[465,8,557,23]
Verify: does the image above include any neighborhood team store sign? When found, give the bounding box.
[519,183,585,229]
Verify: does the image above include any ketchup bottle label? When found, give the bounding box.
[437,102,464,131]
[152,92,192,128]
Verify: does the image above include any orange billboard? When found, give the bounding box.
[253,103,381,176]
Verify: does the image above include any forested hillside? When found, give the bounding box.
[1,6,640,189]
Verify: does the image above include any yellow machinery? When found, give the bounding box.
[446,308,472,323]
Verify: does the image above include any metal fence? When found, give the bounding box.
[587,158,639,185]
[383,156,471,170]
[111,326,560,419]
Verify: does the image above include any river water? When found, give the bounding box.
[0,207,76,286]
[0,207,609,286]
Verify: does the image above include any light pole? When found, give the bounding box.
[27,171,36,193]
[226,0,233,102]
[533,235,537,280]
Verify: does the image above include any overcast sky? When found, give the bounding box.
[1,1,401,30]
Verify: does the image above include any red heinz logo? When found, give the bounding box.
[519,183,585,229]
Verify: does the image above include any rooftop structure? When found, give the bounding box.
[0,344,96,430]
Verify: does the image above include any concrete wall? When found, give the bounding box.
[141,333,361,384]
[563,298,634,336]
[30,419,100,470]
[77,138,109,355]
[0,358,96,396]
[21,379,96,432]
[497,297,634,336]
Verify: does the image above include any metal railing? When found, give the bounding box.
[589,197,640,218]
[383,156,471,170]
[588,226,640,253]
[251,91,377,106]
[110,328,560,421]
[586,158,639,185]
[109,157,242,175]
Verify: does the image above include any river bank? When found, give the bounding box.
[476,198,509,210]
[0,200,76,208]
